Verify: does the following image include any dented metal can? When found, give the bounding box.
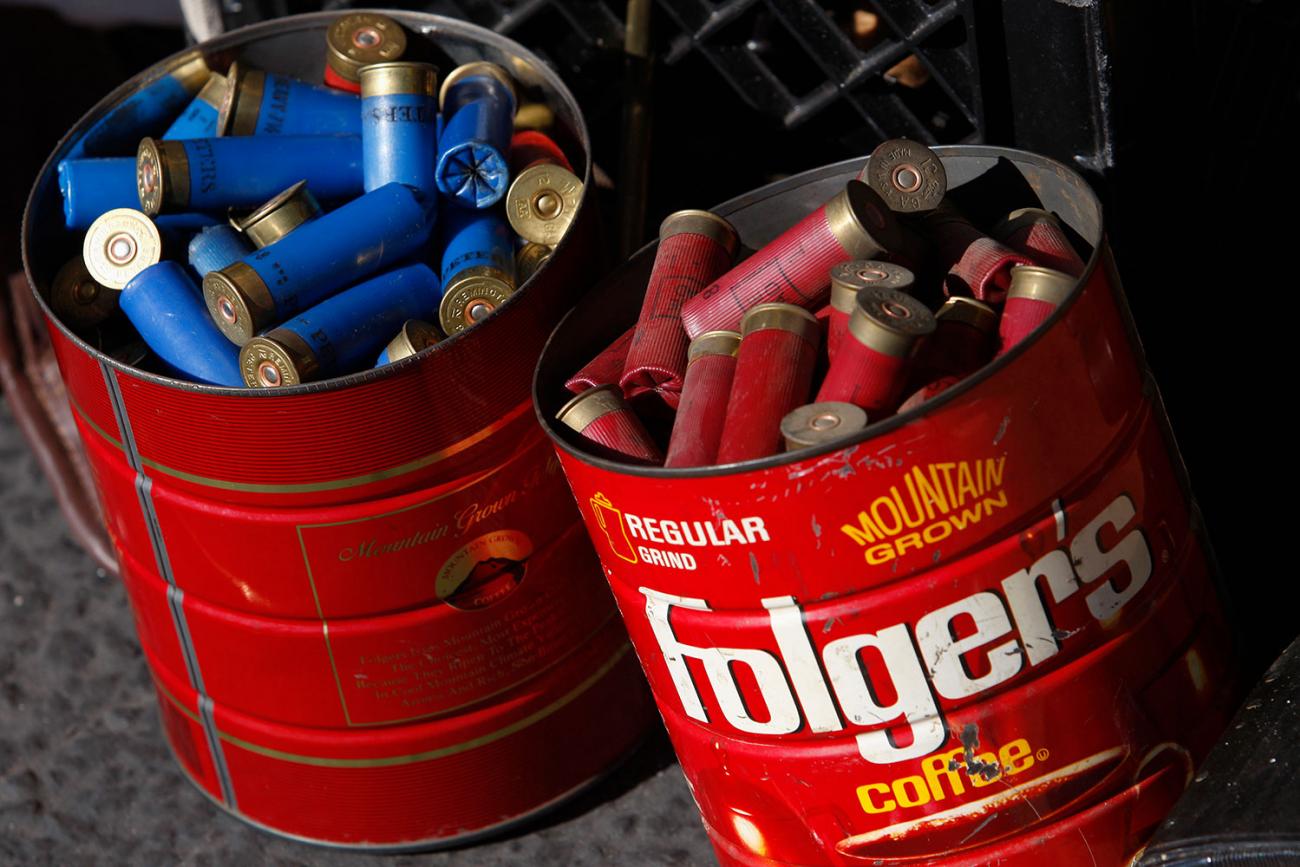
[24,12,647,850]
[536,147,1239,866]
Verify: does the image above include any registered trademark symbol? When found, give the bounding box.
[1036,749,1050,761]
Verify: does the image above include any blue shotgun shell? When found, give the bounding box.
[135,135,363,216]
[159,73,228,140]
[360,62,438,198]
[437,204,516,334]
[375,319,442,367]
[120,261,243,387]
[58,158,221,231]
[435,62,516,208]
[69,55,210,158]
[188,225,253,276]
[219,61,362,137]
[203,182,435,344]
[241,264,442,387]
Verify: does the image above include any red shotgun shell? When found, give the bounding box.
[781,401,869,452]
[506,130,584,247]
[324,12,407,93]
[898,374,961,413]
[858,138,947,213]
[997,265,1076,355]
[557,384,663,465]
[993,207,1086,277]
[922,199,1035,304]
[665,330,742,468]
[565,327,634,394]
[816,286,936,413]
[622,211,740,407]
[828,260,914,361]
[680,181,902,339]
[715,304,820,464]
[909,295,998,386]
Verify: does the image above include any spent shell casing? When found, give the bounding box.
[556,385,663,465]
[664,331,741,468]
[219,62,362,137]
[72,54,208,158]
[234,181,322,249]
[159,73,228,140]
[858,139,947,214]
[505,130,583,246]
[680,181,902,339]
[58,159,222,231]
[897,375,961,414]
[565,327,634,394]
[360,62,438,199]
[325,12,408,92]
[816,286,935,413]
[920,199,1035,304]
[715,304,820,464]
[996,265,1076,355]
[136,135,362,216]
[50,257,117,330]
[827,260,914,361]
[620,211,739,407]
[120,261,243,387]
[439,205,516,335]
[908,296,997,386]
[781,401,869,451]
[435,63,517,208]
[188,225,253,277]
[203,183,434,345]
[375,319,442,367]
[992,207,1086,278]
[241,264,442,388]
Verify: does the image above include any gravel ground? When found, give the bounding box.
[0,402,716,867]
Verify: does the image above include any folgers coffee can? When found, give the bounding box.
[22,12,649,849]
[536,148,1240,866]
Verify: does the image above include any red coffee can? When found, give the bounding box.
[993,207,1086,277]
[715,304,819,464]
[680,181,901,339]
[816,286,936,413]
[24,14,652,850]
[621,211,739,406]
[828,260,914,361]
[536,147,1240,867]
[997,265,1076,355]
[923,199,1035,304]
[557,384,663,465]
[665,330,741,468]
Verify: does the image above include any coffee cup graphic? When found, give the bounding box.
[590,492,638,563]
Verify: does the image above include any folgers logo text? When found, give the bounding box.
[840,457,1008,564]
[589,492,770,571]
[640,494,1152,765]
